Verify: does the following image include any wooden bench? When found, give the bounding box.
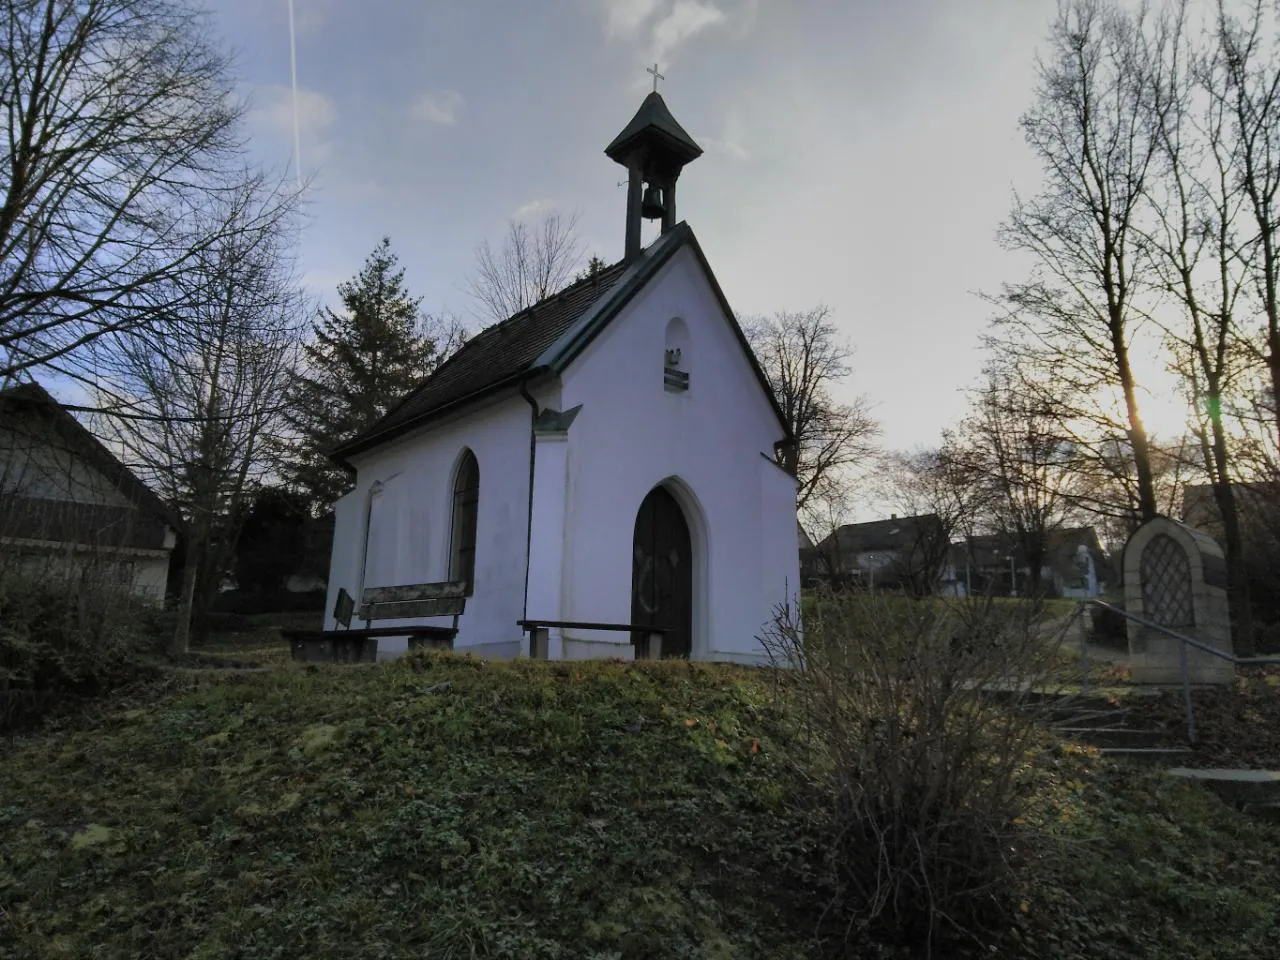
[284,582,466,663]
[516,620,671,660]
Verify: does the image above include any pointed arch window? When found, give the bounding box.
[449,449,479,592]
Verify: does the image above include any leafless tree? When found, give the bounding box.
[0,0,249,383]
[798,479,859,585]
[744,305,880,512]
[93,173,305,654]
[883,440,995,592]
[951,365,1085,595]
[1213,0,1280,455]
[993,0,1167,521]
[1137,0,1260,648]
[886,443,991,544]
[466,212,585,323]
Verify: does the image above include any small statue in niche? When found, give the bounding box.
[663,317,689,391]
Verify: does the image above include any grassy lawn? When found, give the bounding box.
[1,653,1277,958]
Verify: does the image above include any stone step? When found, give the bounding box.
[1165,768,1280,805]
[978,685,1119,712]
[1098,747,1193,765]
[1045,706,1133,727]
[1054,726,1165,749]
[1031,692,1122,712]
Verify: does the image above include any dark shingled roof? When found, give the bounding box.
[605,91,703,164]
[819,514,947,557]
[337,259,631,457]
[332,222,792,463]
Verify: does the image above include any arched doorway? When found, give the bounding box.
[631,485,692,658]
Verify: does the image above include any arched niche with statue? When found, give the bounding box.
[1122,516,1234,685]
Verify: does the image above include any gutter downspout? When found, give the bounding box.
[519,379,540,621]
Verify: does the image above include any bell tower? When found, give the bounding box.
[605,81,703,261]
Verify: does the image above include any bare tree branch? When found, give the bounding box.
[91,171,305,654]
[466,211,585,323]
[0,0,250,383]
[743,305,880,511]
[992,0,1168,521]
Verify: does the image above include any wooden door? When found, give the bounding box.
[631,486,692,658]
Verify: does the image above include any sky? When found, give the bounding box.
[206,0,1063,456]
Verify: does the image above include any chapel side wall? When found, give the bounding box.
[324,490,361,630]
[557,246,793,661]
[759,456,802,650]
[335,396,532,656]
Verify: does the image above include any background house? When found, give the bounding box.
[950,527,1110,598]
[810,514,950,593]
[0,382,178,604]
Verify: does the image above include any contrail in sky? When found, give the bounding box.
[287,0,302,192]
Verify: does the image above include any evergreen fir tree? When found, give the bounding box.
[576,254,608,282]
[282,238,437,512]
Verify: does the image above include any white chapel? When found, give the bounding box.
[323,90,801,663]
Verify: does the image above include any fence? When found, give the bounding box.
[1072,598,1280,742]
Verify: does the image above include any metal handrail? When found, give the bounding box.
[1071,598,1280,743]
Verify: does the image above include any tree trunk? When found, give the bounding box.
[1208,410,1254,655]
[1026,543,1047,597]
[171,545,199,657]
[1113,331,1159,521]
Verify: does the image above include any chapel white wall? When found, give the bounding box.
[325,394,537,658]
[552,245,800,661]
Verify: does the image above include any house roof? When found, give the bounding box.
[0,381,180,547]
[335,259,631,458]
[958,527,1109,578]
[604,91,703,165]
[333,222,790,462]
[819,514,946,557]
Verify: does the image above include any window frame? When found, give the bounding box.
[449,450,479,594]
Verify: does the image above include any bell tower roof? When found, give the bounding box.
[605,91,703,166]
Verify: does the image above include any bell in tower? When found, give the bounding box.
[641,182,665,220]
[605,82,703,260]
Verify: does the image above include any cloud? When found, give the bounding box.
[410,90,464,125]
[651,0,725,60]
[601,0,663,38]
[699,136,750,161]
[237,0,334,38]
[513,198,555,220]
[291,0,335,35]
[246,84,336,171]
[596,0,742,69]
[249,84,335,139]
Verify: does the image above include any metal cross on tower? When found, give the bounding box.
[647,62,664,92]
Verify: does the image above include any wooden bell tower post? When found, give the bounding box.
[604,74,703,261]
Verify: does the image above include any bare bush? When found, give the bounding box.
[0,548,162,734]
[761,591,1066,954]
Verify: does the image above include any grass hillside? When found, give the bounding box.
[1,653,1278,959]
